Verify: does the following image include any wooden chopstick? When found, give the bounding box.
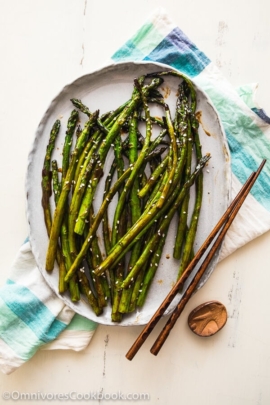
[126,159,266,360]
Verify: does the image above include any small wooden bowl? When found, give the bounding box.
[188,300,227,337]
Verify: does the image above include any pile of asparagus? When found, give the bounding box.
[42,70,210,322]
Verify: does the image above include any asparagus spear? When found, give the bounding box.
[41,119,60,232]
[173,83,192,259]
[61,110,79,182]
[137,227,169,308]
[78,270,103,316]
[51,160,67,293]
[87,206,110,308]
[41,120,79,299]
[118,111,142,313]
[110,134,126,322]
[178,106,203,278]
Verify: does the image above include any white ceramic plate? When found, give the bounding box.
[26,61,231,326]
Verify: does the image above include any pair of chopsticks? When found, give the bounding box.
[126,159,266,360]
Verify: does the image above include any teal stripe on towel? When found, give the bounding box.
[0,280,67,343]
[226,130,270,211]
[65,314,97,331]
[0,296,44,359]
[112,22,163,61]
[112,39,145,62]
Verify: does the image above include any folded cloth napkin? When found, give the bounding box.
[0,240,97,375]
[1,8,270,375]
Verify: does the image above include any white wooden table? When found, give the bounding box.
[0,1,269,404]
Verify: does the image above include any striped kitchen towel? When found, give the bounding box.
[1,8,269,375]
[0,241,97,375]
